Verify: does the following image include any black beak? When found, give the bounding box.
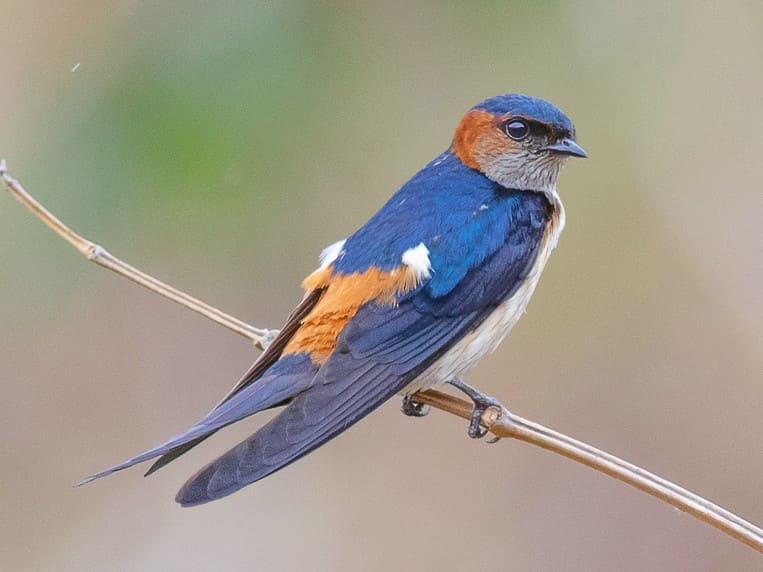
[543,137,587,158]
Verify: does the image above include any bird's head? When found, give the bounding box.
[452,94,586,193]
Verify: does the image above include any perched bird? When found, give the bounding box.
[81,94,586,506]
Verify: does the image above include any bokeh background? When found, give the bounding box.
[1,2,761,570]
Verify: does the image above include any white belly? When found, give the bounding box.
[403,198,564,394]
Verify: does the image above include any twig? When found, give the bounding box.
[412,390,763,553]
[0,160,276,350]
[2,159,761,553]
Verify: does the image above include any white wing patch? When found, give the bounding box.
[319,239,346,269]
[401,242,432,281]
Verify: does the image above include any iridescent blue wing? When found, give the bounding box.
[176,195,550,506]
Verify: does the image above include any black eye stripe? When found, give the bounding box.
[504,119,530,141]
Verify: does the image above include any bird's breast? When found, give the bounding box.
[404,195,565,393]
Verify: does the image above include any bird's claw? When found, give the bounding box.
[401,395,430,417]
[446,377,502,440]
[466,394,502,439]
[469,419,487,439]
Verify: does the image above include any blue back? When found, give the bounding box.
[334,150,551,299]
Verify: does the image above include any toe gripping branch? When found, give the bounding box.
[402,378,502,442]
[401,394,430,417]
[447,377,502,442]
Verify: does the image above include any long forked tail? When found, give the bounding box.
[175,355,409,506]
[78,364,315,485]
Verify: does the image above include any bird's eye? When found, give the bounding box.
[504,119,530,141]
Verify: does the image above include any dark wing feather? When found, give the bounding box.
[175,225,547,506]
[79,364,317,485]
[141,288,326,474]
[214,287,325,407]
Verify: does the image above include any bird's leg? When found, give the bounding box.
[401,394,430,417]
[447,377,502,440]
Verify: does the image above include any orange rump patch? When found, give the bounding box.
[283,264,423,362]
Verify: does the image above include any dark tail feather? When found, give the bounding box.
[137,294,325,478]
[77,425,220,486]
[79,367,314,486]
[176,356,408,507]
[144,435,212,476]
[144,396,295,477]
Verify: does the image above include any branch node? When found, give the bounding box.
[86,243,107,261]
[481,406,504,431]
[257,329,278,350]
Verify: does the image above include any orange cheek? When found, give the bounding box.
[452,109,495,169]
[283,265,423,362]
[451,110,520,171]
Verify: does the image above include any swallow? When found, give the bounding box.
[81,93,586,506]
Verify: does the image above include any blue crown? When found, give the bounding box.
[473,94,574,133]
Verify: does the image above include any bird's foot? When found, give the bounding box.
[447,377,502,439]
[401,394,430,417]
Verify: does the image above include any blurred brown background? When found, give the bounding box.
[1,2,761,570]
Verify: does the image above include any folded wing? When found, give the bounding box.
[176,222,546,505]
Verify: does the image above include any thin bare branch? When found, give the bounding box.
[3,159,761,553]
[0,159,277,350]
[412,390,763,553]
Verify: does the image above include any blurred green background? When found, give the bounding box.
[2,2,761,570]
